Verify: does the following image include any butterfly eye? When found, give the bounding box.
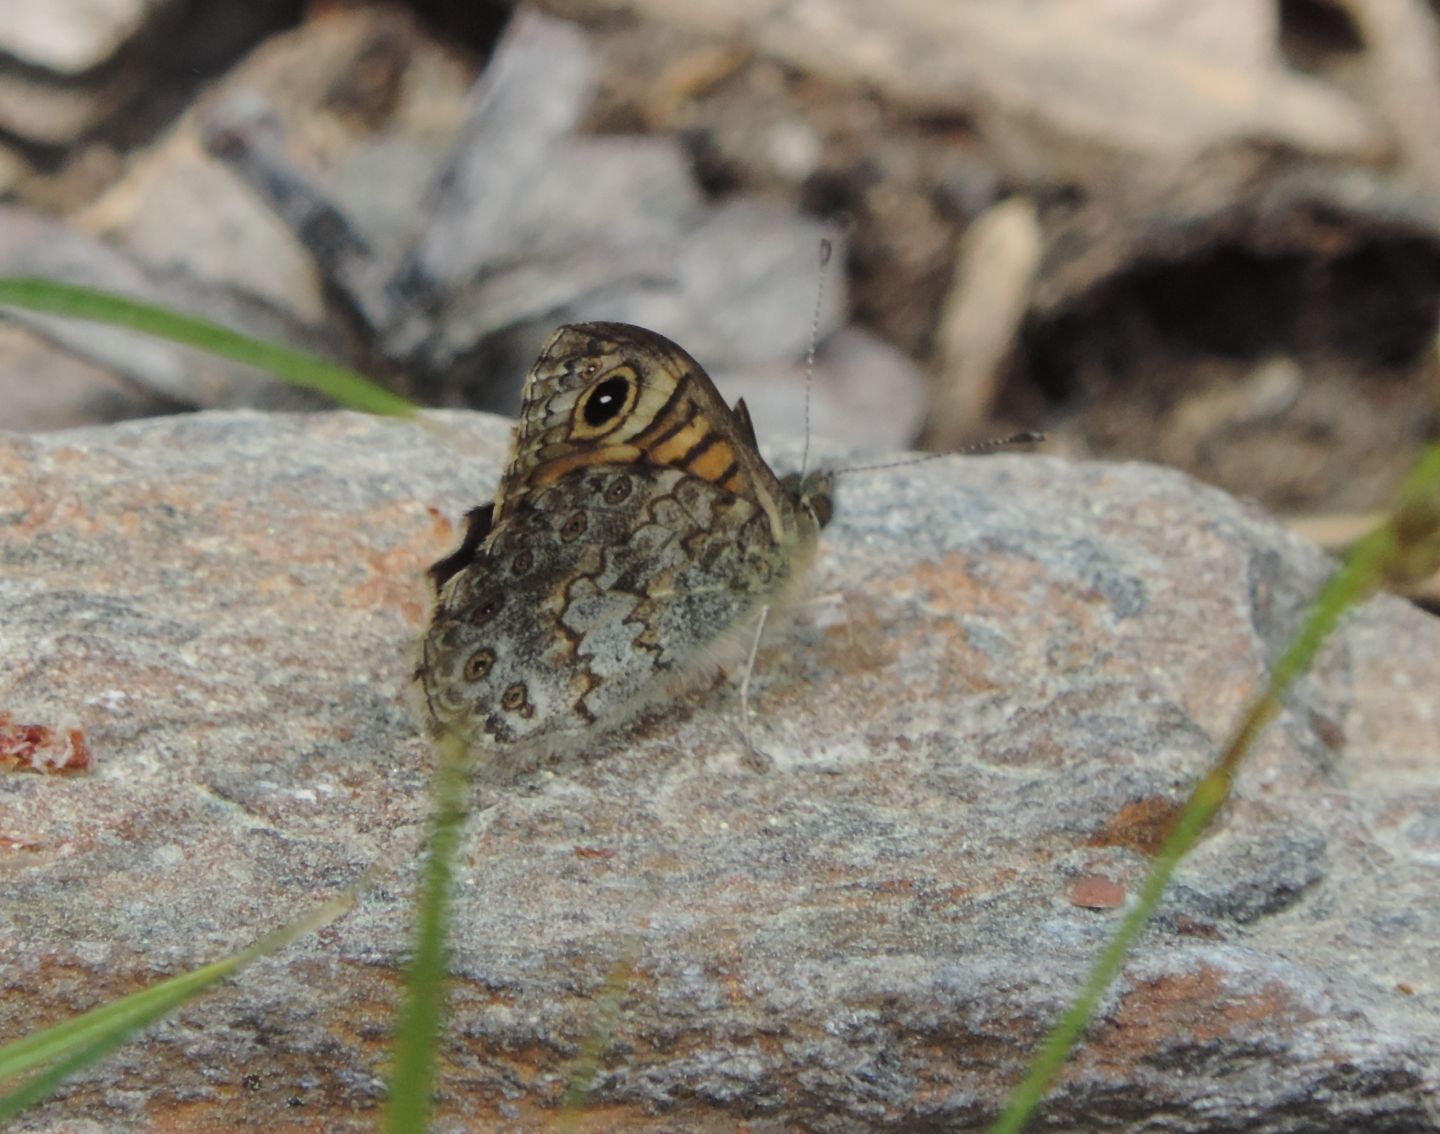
[806,483,834,529]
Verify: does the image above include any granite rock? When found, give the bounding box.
[0,0,174,146]
[594,0,1378,167]
[0,203,334,414]
[0,324,178,432]
[0,0,173,75]
[0,411,1436,1132]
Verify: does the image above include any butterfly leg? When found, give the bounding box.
[737,605,775,772]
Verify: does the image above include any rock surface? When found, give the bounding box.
[0,0,171,145]
[0,0,171,75]
[589,0,1378,165]
[0,204,335,416]
[3,5,926,448]
[0,324,178,432]
[1,410,1437,1132]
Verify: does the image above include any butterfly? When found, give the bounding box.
[416,322,834,768]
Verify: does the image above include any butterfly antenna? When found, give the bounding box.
[952,430,1046,454]
[840,431,1045,475]
[800,237,833,478]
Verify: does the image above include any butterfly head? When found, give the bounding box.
[784,470,835,531]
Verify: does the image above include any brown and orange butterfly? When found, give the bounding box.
[416,322,833,768]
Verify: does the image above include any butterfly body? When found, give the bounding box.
[418,323,832,761]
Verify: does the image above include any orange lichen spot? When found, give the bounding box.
[1069,873,1126,910]
[1172,914,1222,939]
[0,712,92,774]
[426,505,454,539]
[1100,970,1309,1059]
[1087,796,1185,857]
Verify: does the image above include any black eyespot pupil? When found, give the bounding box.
[583,377,630,427]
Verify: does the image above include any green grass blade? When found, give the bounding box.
[987,442,1440,1134]
[383,729,472,1133]
[0,276,415,416]
[0,888,357,1123]
[554,934,642,1133]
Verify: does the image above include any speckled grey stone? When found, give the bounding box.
[1,410,1436,1132]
